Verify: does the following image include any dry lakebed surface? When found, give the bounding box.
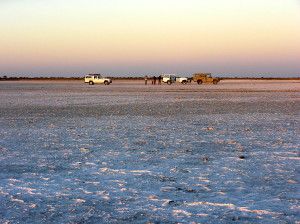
[0,80,299,223]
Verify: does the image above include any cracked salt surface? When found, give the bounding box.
[0,80,299,223]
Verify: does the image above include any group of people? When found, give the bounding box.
[144,75,162,85]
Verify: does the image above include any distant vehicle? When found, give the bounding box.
[193,73,220,85]
[84,74,112,85]
[162,74,188,85]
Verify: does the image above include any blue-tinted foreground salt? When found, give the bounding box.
[0,80,299,223]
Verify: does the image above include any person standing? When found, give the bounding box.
[158,75,162,85]
[144,75,148,85]
[153,76,157,85]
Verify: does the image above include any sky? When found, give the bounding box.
[0,0,300,77]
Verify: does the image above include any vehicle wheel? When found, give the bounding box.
[182,80,187,85]
[197,80,202,85]
[89,81,94,85]
[104,81,109,85]
[213,80,218,85]
[167,80,172,85]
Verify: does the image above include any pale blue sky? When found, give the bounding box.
[1,0,299,77]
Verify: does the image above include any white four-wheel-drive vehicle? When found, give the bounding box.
[84,74,112,85]
[162,74,188,85]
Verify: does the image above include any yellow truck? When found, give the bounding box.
[193,73,220,85]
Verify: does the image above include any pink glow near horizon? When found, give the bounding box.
[0,0,299,77]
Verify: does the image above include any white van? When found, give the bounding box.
[84,74,112,85]
[162,74,188,85]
